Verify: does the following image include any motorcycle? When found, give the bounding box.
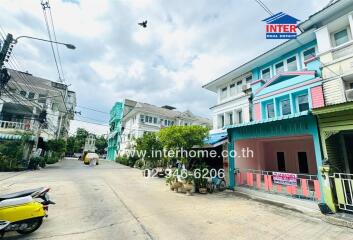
[0,187,55,237]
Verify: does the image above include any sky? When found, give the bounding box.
[0,0,326,135]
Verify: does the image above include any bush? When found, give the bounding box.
[28,157,45,170]
[134,159,145,169]
[0,141,25,171]
[116,155,138,167]
[45,153,61,164]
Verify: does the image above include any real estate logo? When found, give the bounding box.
[263,12,300,39]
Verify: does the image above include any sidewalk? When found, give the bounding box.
[0,171,27,182]
[230,186,353,228]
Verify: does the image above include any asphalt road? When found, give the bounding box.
[1,158,353,240]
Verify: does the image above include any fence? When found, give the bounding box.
[331,173,353,212]
[0,120,37,131]
[235,169,321,201]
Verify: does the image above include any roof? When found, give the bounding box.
[202,29,316,92]
[0,133,35,141]
[225,111,310,129]
[312,101,353,115]
[263,12,300,24]
[204,132,228,145]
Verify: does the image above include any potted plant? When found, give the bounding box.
[183,173,194,196]
[197,177,208,194]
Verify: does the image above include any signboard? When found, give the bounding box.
[272,172,297,186]
[263,12,300,39]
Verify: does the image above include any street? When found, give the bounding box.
[0,158,352,240]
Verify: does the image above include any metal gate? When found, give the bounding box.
[332,173,353,212]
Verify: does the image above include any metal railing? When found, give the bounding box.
[331,173,353,212]
[0,120,38,131]
[235,168,320,201]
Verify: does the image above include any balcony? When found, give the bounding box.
[0,120,38,134]
[332,40,353,60]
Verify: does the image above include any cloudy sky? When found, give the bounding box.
[0,0,325,135]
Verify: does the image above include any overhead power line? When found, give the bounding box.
[253,0,273,16]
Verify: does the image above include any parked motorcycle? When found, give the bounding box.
[0,187,55,237]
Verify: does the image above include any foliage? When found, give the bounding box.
[46,139,67,164]
[158,125,209,167]
[0,141,24,171]
[134,159,145,169]
[135,132,163,168]
[116,155,139,167]
[95,135,107,155]
[28,156,45,170]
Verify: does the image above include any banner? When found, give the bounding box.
[272,172,297,186]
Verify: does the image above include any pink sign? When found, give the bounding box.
[272,172,297,186]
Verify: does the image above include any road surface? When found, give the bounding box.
[0,158,352,240]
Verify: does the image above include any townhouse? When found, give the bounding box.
[204,0,353,213]
[107,99,211,160]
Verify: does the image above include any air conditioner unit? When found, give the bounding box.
[345,89,353,101]
[242,83,251,92]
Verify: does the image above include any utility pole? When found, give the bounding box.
[0,34,13,96]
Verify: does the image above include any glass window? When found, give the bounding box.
[221,115,225,127]
[145,115,148,122]
[238,110,243,124]
[287,56,297,71]
[28,92,35,99]
[149,116,153,123]
[334,29,349,46]
[298,95,309,112]
[281,99,291,115]
[275,62,284,74]
[236,81,242,93]
[164,120,168,126]
[246,75,252,83]
[350,82,353,89]
[38,94,47,104]
[20,90,26,97]
[229,83,235,95]
[221,87,227,99]
[261,68,271,80]
[266,103,275,118]
[303,47,316,61]
[229,113,233,125]
[153,117,157,124]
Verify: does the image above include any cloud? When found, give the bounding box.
[0,0,328,133]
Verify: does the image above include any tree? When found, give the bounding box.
[95,135,107,155]
[135,132,163,167]
[158,125,209,167]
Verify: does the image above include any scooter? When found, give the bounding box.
[0,187,55,237]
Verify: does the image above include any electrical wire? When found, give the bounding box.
[253,0,273,16]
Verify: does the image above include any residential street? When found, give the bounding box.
[0,158,352,240]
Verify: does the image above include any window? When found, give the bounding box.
[298,95,309,112]
[303,47,316,62]
[334,29,349,46]
[28,92,35,99]
[280,99,291,115]
[286,56,297,71]
[238,110,243,124]
[350,82,353,89]
[266,103,275,118]
[20,91,26,97]
[164,119,168,126]
[277,152,286,172]
[38,94,47,104]
[229,113,233,125]
[153,117,157,124]
[229,83,235,95]
[140,115,145,123]
[261,68,271,80]
[275,62,284,74]
[246,75,252,83]
[221,115,225,127]
[298,152,309,174]
[236,81,242,93]
[221,87,227,99]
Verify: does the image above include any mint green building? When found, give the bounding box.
[106,102,124,161]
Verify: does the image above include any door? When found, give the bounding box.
[298,152,309,174]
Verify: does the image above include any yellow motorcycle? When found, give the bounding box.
[0,187,55,237]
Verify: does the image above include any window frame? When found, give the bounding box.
[280,98,291,116]
[229,83,236,96]
[301,46,317,68]
[297,94,309,112]
[266,103,275,119]
[274,60,285,75]
[332,27,351,47]
[220,86,228,99]
[261,67,272,80]
[285,55,299,72]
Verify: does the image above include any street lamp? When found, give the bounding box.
[13,35,76,50]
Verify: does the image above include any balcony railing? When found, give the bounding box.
[0,120,38,132]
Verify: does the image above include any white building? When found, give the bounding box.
[202,72,253,132]
[118,99,211,156]
[0,70,76,141]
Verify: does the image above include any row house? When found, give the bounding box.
[107,99,211,160]
[204,0,353,213]
[0,70,76,160]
